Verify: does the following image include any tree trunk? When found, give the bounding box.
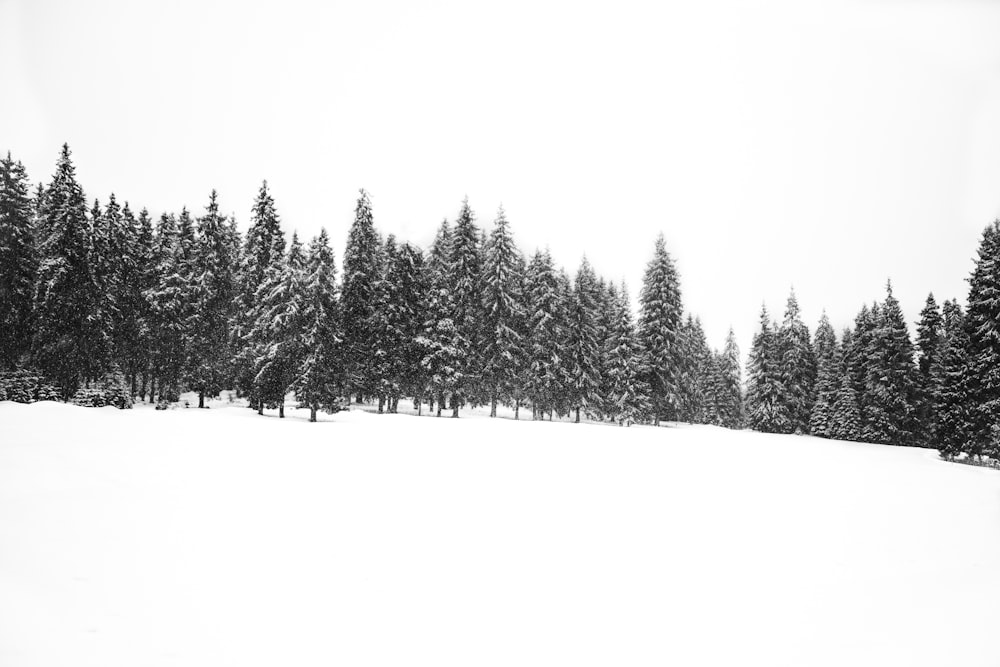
[149,378,156,404]
[279,402,285,418]
[490,395,497,418]
[416,399,422,416]
[378,396,385,414]
[198,391,205,409]
[355,393,363,404]
[310,406,317,422]
[437,393,444,417]
[258,403,264,415]
[575,407,580,423]
[451,395,459,418]
[514,400,520,420]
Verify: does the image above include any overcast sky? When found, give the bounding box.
[4,0,1000,357]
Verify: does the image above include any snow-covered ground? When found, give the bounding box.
[1,400,999,666]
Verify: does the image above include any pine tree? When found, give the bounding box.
[829,368,862,442]
[341,189,384,402]
[861,282,918,446]
[746,305,790,433]
[293,229,343,421]
[235,181,286,405]
[808,312,839,438]
[446,197,483,415]
[913,294,944,446]
[251,233,308,417]
[145,213,192,403]
[565,257,602,422]
[777,290,816,434]
[32,145,107,396]
[524,249,565,420]
[604,281,650,425]
[134,208,157,401]
[0,151,37,368]
[480,206,526,417]
[677,315,712,424]
[930,300,975,459]
[638,234,683,425]
[964,220,1000,458]
[187,191,238,407]
[714,327,744,429]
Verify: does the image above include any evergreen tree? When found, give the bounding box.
[930,300,975,459]
[293,229,344,421]
[829,368,862,442]
[145,213,192,403]
[638,234,683,425]
[251,233,308,417]
[745,305,790,433]
[235,181,286,405]
[340,189,384,401]
[480,206,526,417]
[677,315,712,424]
[808,312,839,438]
[446,197,483,415]
[777,290,816,434]
[964,220,1000,458]
[134,207,157,401]
[604,282,650,425]
[32,144,107,395]
[0,151,37,368]
[914,294,944,445]
[187,191,238,407]
[714,327,744,429]
[524,249,565,420]
[565,257,602,422]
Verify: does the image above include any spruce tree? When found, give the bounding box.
[340,189,383,402]
[745,305,790,433]
[777,290,816,434]
[829,368,862,442]
[914,294,943,446]
[964,220,1000,458]
[145,213,192,403]
[931,300,975,459]
[524,249,565,420]
[446,197,483,415]
[808,312,840,438]
[134,208,156,400]
[0,151,37,368]
[381,236,428,412]
[604,282,650,425]
[187,190,238,407]
[566,256,602,423]
[293,229,343,421]
[677,315,712,424]
[715,327,744,429]
[32,144,107,395]
[638,234,683,425]
[480,206,526,417]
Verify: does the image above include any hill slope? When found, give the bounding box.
[1,401,998,666]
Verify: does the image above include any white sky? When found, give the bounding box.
[4,0,1000,357]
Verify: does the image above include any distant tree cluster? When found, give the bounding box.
[0,145,743,426]
[745,220,1000,463]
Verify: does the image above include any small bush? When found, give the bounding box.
[0,369,62,403]
[70,369,133,409]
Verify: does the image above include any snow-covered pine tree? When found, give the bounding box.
[134,207,156,401]
[638,234,683,425]
[294,228,344,422]
[676,315,712,424]
[480,206,526,417]
[845,303,878,440]
[566,256,602,423]
[829,367,862,442]
[32,145,108,396]
[186,191,238,407]
[808,312,839,438]
[715,327,744,429]
[446,197,483,416]
[524,249,565,420]
[777,290,816,434]
[145,212,193,404]
[251,232,308,417]
[112,202,146,395]
[604,281,650,425]
[340,189,384,403]
[553,266,575,419]
[930,299,975,459]
[418,220,453,416]
[379,236,427,413]
[234,181,286,406]
[861,282,918,446]
[964,220,1000,458]
[0,152,37,368]
[593,279,619,421]
[745,305,790,433]
[913,293,943,446]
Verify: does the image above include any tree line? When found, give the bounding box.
[745,221,1000,464]
[0,145,744,425]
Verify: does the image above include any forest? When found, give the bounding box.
[1,144,999,464]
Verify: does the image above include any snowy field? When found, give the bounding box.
[2,400,999,667]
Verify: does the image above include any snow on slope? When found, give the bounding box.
[1,401,999,667]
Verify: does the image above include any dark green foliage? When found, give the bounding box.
[0,152,38,368]
[930,300,974,459]
[566,257,602,422]
[524,249,566,419]
[913,294,943,445]
[638,234,683,425]
[808,312,839,437]
[676,315,712,424]
[70,367,132,409]
[0,369,61,403]
[604,282,650,425]
[711,328,744,429]
[446,198,483,413]
[964,221,1000,458]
